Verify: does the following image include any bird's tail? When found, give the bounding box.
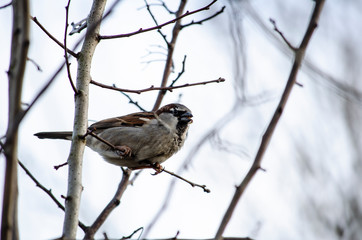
[34,131,73,140]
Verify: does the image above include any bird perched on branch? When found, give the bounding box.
[35,103,193,169]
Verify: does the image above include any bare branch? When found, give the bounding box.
[214,1,326,239]
[30,16,78,58]
[144,0,169,45]
[181,6,225,29]
[0,1,12,9]
[169,55,187,87]
[62,0,107,237]
[69,18,87,35]
[269,18,297,51]
[153,166,210,193]
[2,0,29,238]
[152,0,176,15]
[64,0,78,94]
[16,0,126,134]
[118,90,147,112]
[54,161,68,170]
[141,58,167,65]
[152,0,187,110]
[26,57,42,71]
[139,1,176,15]
[121,227,144,239]
[17,160,88,232]
[156,0,176,14]
[99,0,218,40]
[91,77,225,94]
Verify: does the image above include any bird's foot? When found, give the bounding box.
[150,162,164,175]
[128,162,164,174]
[114,145,132,157]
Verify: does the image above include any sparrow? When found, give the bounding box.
[34,103,193,169]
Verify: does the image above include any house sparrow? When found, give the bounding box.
[34,103,193,169]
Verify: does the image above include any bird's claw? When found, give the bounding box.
[114,145,131,157]
[151,162,164,175]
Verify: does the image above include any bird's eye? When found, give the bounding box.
[171,108,179,116]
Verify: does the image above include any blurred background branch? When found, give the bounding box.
[1,0,29,239]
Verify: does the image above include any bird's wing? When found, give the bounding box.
[89,112,156,130]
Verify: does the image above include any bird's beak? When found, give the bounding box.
[180,112,193,123]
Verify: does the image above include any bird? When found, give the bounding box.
[34,103,193,169]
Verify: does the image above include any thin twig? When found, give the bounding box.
[17,160,88,232]
[30,16,78,58]
[54,162,68,170]
[26,57,42,71]
[152,0,187,111]
[91,78,225,94]
[142,50,167,60]
[99,0,218,40]
[18,160,64,209]
[2,2,29,236]
[181,6,225,29]
[0,1,12,9]
[214,1,325,239]
[144,0,169,45]
[138,1,176,15]
[69,18,87,35]
[15,0,126,138]
[121,227,144,239]
[160,1,176,14]
[269,18,297,51]
[169,55,187,87]
[153,167,210,193]
[64,0,78,94]
[117,89,147,112]
[103,232,109,240]
[141,58,167,65]
[157,0,176,14]
[129,169,142,185]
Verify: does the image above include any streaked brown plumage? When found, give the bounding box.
[35,103,193,168]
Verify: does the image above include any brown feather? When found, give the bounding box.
[89,112,156,130]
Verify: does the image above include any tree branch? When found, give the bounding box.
[1,0,29,239]
[69,18,87,35]
[64,0,78,94]
[214,1,326,239]
[269,18,297,51]
[30,16,78,58]
[0,1,12,9]
[144,0,168,45]
[90,77,225,94]
[152,0,187,110]
[153,167,210,193]
[17,160,88,232]
[169,55,187,87]
[99,0,217,40]
[117,90,147,112]
[26,57,43,71]
[62,0,107,238]
[181,6,225,29]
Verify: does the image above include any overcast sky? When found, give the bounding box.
[1,0,361,239]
